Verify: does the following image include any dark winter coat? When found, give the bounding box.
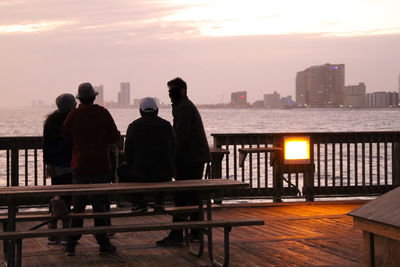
[124,113,175,182]
[43,110,73,167]
[61,103,120,175]
[172,96,211,164]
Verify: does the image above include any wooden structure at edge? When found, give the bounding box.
[348,186,400,267]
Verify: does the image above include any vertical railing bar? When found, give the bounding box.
[340,142,343,187]
[369,141,373,187]
[249,143,253,188]
[295,171,299,191]
[34,149,38,186]
[257,140,261,189]
[377,142,380,187]
[288,173,291,190]
[324,142,328,187]
[362,140,366,188]
[317,143,321,188]
[264,152,268,189]
[347,142,350,187]
[332,142,335,187]
[25,149,28,186]
[6,149,10,187]
[233,141,237,181]
[384,141,388,186]
[241,142,245,183]
[225,136,229,180]
[355,142,358,187]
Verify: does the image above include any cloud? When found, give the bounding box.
[0,21,75,34]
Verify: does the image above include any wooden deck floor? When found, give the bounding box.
[1,201,365,266]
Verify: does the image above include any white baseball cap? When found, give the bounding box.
[140,97,158,112]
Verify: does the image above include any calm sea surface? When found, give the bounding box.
[1,107,399,138]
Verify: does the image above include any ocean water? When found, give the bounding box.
[1,107,400,138]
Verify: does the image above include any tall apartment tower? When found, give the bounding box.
[296,63,345,107]
[93,85,104,106]
[231,91,247,107]
[118,82,131,108]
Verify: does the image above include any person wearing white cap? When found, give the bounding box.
[120,97,175,212]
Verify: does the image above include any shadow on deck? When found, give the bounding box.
[1,201,364,266]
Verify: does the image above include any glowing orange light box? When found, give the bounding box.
[284,136,310,164]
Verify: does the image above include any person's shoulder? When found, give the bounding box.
[156,116,172,126]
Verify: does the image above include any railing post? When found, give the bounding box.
[392,140,400,186]
[11,149,19,187]
[272,137,283,202]
[303,140,315,201]
[210,148,229,179]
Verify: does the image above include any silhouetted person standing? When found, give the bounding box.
[62,83,120,255]
[157,77,211,245]
[120,97,175,212]
[43,93,76,245]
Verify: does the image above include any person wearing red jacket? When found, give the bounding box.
[62,82,120,256]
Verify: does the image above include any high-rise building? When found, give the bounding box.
[118,82,131,107]
[296,63,345,107]
[343,83,366,108]
[264,91,282,108]
[231,91,247,107]
[94,85,104,106]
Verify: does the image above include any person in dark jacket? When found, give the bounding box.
[157,77,211,246]
[43,93,76,245]
[61,82,120,256]
[120,97,175,212]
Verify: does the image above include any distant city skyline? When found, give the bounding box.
[0,1,399,107]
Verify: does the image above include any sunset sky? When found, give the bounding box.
[1,0,399,107]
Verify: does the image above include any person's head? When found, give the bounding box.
[139,97,158,117]
[167,77,187,103]
[76,82,98,104]
[56,93,76,113]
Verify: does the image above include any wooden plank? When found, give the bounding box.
[0,219,264,240]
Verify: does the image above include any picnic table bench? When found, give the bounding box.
[0,179,264,267]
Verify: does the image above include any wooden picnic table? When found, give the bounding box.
[0,179,252,267]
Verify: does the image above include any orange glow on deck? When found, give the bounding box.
[284,137,310,164]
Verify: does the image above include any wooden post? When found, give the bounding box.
[11,149,19,187]
[303,140,315,201]
[392,141,400,186]
[272,137,283,202]
[211,152,224,179]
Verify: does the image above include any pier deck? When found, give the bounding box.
[1,201,364,266]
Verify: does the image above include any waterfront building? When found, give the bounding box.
[231,91,248,107]
[366,91,399,107]
[93,85,104,106]
[343,83,366,108]
[118,82,131,108]
[398,73,400,94]
[296,63,345,107]
[263,91,282,108]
